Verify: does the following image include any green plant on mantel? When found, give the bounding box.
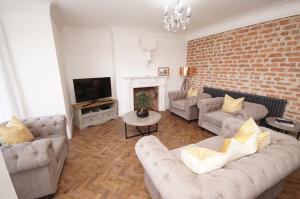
[136,91,151,109]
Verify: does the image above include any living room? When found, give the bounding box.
[0,0,299,198]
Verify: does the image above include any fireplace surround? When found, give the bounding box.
[122,76,167,115]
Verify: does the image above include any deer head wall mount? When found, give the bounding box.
[138,38,159,66]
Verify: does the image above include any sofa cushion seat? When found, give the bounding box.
[172,100,185,111]
[203,110,233,128]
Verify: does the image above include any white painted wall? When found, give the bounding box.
[61,27,115,103]
[112,29,187,115]
[0,10,67,121]
[60,26,187,116]
[51,20,73,138]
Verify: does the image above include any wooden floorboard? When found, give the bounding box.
[54,111,300,199]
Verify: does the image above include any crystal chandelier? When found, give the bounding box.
[163,0,191,32]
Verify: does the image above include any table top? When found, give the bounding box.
[122,111,161,126]
[266,117,300,132]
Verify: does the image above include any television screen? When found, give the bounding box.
[73,77,112,103]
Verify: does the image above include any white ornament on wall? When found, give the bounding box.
[138,38,159,66]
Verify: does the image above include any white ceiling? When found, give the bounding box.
[52,0,291,33]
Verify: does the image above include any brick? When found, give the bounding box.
[187,15,300,120]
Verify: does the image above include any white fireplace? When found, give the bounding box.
[121,76,167,115]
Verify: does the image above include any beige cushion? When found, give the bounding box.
[203,110,232,127]
[257,131,271,150]
[172,100,185,111]
[187,88,198,98]
[222,94,244,113]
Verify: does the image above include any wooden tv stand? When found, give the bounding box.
[72,98,118,130]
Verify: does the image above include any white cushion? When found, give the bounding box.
[180,145,229,174]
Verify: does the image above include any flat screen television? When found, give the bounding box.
[73,77,112,103]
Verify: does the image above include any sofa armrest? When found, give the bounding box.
[197,97,224,125]
[235,102,268,121]
[1,139,56,174]
[168,90,187,103]
[221,117,245,138]
[186,93,212,107]
[135,136,197,199]
[23,115,67,138]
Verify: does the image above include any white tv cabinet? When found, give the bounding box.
[72,98,118,130]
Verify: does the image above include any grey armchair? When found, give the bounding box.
[0,115,68,199]
[197,97,268,136]
[168,90,211,121]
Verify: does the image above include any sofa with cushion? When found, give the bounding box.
[168,90,211,121]
[135,117,300,199]
[198,97,268,136]
[0,115,68,199]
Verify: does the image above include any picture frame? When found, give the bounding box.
[158,67,169,76]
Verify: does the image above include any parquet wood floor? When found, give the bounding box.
[54,111,300,199]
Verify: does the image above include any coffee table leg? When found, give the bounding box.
[148,125,150,135]
[125,123,128,139]
[297,132,300,140]
[156,123,158,132]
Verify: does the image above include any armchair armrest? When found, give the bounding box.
[221,117,245,138]
[1,139,56,174]
[135,136,197,199]
[197,97,224,125]
[168,90,187,103]
[185,93,212,107]
[234,102,268,121]
[23,115,67,138]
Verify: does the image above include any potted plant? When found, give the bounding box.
[136,91,151,118]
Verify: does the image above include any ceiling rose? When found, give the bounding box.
[163,0,192,33]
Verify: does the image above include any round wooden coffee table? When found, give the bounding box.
[122,111,161,139]
[266,117,300,140]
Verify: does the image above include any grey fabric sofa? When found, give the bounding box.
[198,97,268,136]
[135,118,300,199]
[0,115,68,199]
[168,90,211,121]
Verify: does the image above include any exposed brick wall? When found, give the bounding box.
[187,15,300,121]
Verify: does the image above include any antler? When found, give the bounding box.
[150,41,159,52]
[138,38,148,52]
[138,38,159,52]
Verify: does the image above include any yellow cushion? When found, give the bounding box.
[181,145,229,174]
[257,131,271,150]
[219,118,258,161]
[7,116,32,135]
[187,88,198,97]
[0,116,34,145]
[222,94,244,113]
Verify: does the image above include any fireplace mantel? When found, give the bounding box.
[122,76,168,113]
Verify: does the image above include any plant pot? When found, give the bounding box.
[136,108,149,118]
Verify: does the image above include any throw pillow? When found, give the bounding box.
[219,118,258,162]
[7,116,33,135]
[257,131,271,150]
[222,94,244,113]
[0,116,34,145]
[181,145,229,174]
[187,88,198,98]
